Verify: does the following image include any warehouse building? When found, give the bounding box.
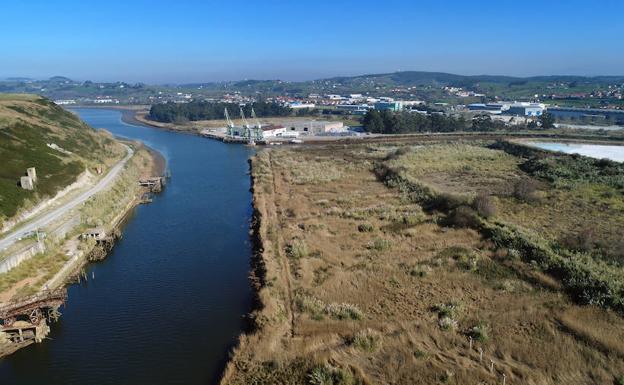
[506,103,546,117]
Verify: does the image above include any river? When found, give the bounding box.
[0,109,254,385]
[525,141,624,162]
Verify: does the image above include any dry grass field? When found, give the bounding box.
[222,141,624,385]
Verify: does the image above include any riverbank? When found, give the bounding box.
[0,143,164,358]
[117,107,624,147]
[223,139,624,384]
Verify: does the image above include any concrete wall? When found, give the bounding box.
[0,241,46,274]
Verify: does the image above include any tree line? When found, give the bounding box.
[148,101,293,123]
[362,110,556,133]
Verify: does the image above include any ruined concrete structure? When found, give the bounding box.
[19,167,37,190]
[27,167,37,183]
[20,176,34,190]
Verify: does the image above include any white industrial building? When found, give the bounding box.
[468,102,546,116]
[260,121,345,138]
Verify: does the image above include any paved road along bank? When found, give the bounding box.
[0,145,133,251]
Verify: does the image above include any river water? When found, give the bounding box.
[0,109,254,385]
[525,141,624,162]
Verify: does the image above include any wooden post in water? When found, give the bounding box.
[469,336,473,350]
[490,359,494,373]
[479,347,483,362]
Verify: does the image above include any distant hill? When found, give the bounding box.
[0,94,125,221]
[47,76,74,83]
[321,71,624,85]
[178,71,624,99]
[1,71,622,104]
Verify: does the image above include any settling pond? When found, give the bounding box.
[525,141,624,162]
[0,109,254,385]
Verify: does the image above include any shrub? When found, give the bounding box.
[351,329,382,352]
[438,317,458,331]
[468,322,490,342]
[472,192,497,218]
[513,178,539,202]
[400,211,427,226]
[369,238,392,251]
[559,228,596,253]
[308,366,333,385]
[326,302,363,320]
[308,365,357,385]
[445,206,479,228]
[297,295,363,321]
[384,146,411,161]
[433,302,462,319]
[286,239,309,259]
[357,223,374,232]
[295,295,325,316]
[617,375,624,385]
[427,192,468,212]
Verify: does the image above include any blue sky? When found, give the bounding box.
[1,0,623,83]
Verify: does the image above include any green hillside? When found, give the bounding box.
[0,94,125,221]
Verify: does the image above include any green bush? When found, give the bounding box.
[308,365,357,385]
[468,322,489,342]
[351,329,382,352]
[369,238,392,251]
[286,239,309,259]
[357,223,374,232]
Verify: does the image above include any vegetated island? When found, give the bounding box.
[222,138,624,384]
[0,94,164,357]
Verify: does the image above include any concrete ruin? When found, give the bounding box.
[19,167,37,190]
[20,176,34,190]
[27,167,37,183]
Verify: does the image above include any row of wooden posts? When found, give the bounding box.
[468,335,507,385]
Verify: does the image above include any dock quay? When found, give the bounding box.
[0,289,67,354]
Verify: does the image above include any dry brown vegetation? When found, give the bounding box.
[222,141,624,385]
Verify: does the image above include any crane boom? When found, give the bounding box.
[224,108,234,128]
[239,107,250,129]
[251,107,262,129]
[224,107,235,136]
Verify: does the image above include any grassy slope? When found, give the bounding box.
[0,94,125,220]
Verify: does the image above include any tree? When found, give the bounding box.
[362,110,385,133]
[471,114,496,131]
[539,112,555,129]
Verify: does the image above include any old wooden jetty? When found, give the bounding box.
[139,176,165,192]
[82,227,122,261]
[0,288,67,346]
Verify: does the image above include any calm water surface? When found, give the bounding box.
[0,109,254,385]
[526,141,624,162]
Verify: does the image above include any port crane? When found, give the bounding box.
[251,108,263,141]
[239,107,255,145]
[224,108,235,136]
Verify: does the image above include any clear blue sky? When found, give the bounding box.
[1,0,623,83]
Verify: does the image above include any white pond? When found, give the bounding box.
[525,142,624,162]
